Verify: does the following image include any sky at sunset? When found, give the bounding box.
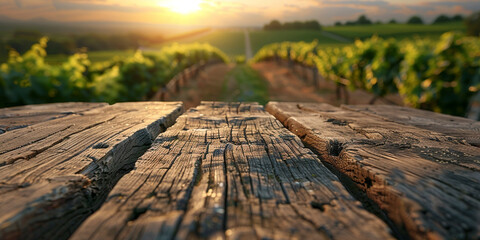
[1,0,480,26]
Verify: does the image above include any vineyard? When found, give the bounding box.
[0,37,228,108]
[252,32,480,116]
[2,3,480,239]
[2,31,480,117]
[323,22,466,40]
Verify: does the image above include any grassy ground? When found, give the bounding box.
[0,49,137,65]
[168,63,269,107]
[222,64,269,105]
[171,29,245,57]
[249,30,347,53]
[44,50,137,65]
[19,22,465,65]
[323,22,465,40]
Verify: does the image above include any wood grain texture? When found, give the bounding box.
[0,102,107,134]
[266,102,480,240]
[0,102,183,240]
[71,102,393,240]
[343,104,480,147]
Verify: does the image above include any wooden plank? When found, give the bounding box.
[71,102,393,240]
[266,102,480,240]
[0,102,107,134]
[0,102,183,240]
[343,104,480,147]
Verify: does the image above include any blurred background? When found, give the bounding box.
[0,0,479,119]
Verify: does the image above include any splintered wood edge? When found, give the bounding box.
[342,104,480,147]
[0,102,184,240]
[265,101,480,240]
[71,102,394,240]
[0,102,108,133]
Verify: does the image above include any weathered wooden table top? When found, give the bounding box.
[0,101,478,240]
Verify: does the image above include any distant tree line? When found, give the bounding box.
[0,30,160,57]
[264,20,322,30]
[466,11,480,36]
[0,39,6,62]
[334,15,373,26]
[334,14,465,26]
[432,14,464,24]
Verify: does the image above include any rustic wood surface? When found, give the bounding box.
[266,102,480,240]
[343,104,480,147]
[0,102,107,134]
[0,102,183,240]
[71,102,393,240]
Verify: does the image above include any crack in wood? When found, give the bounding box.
[267,101,480,240]
[0,102,183,240]
[71,102,393,240]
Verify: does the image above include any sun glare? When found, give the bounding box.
[159,0,202,14]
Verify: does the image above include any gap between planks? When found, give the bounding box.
[0,102,108,134]
[0,102,183,240]
[266,101,480,240]
[71,102,394,240]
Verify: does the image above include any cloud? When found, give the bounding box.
[14,0,21,8]
[205,1,248,12]
[426,1,480,10]
[13,0,52,8]
[283,4,300,10]
[3,0,480,26]
[321,0,390,7]
[0,0,15,8]
[384,0,480,22]
[280,5,365,23]
[52,0,144,12]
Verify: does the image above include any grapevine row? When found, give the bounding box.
[0,37,229,107]
[252,32,480,116]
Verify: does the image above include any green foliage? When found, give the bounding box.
[0,38,229,107]
[342,15,373,26]
[73,33,148,52]
[252,32,480,116]
[222,65,269,105]
[263,20,322,31]
[44,50,138,65]
[174,30,245,57]
[466,11,480,36]
[433,14,464,24]
[452,15,464,22]
[433,15,452,24]
[235,55,246,64]
[264,20,282,30]
[0,37,58,106]
[249,30,345,54]
[357,15,372,25]
[399,33,480,115]
[304,20,322,30]
[4,30,152,56]
[172,29,346,59]
[323,22,465,40]
[407,16,424,24]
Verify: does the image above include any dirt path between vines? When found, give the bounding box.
[168,63,234,110]
[169,61,403,110]
[251,61,404,106]
[321,31,351,43]
[252,61,331,103]
[244,30,253,60]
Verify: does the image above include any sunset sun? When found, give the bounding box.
[159,0,202,14]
